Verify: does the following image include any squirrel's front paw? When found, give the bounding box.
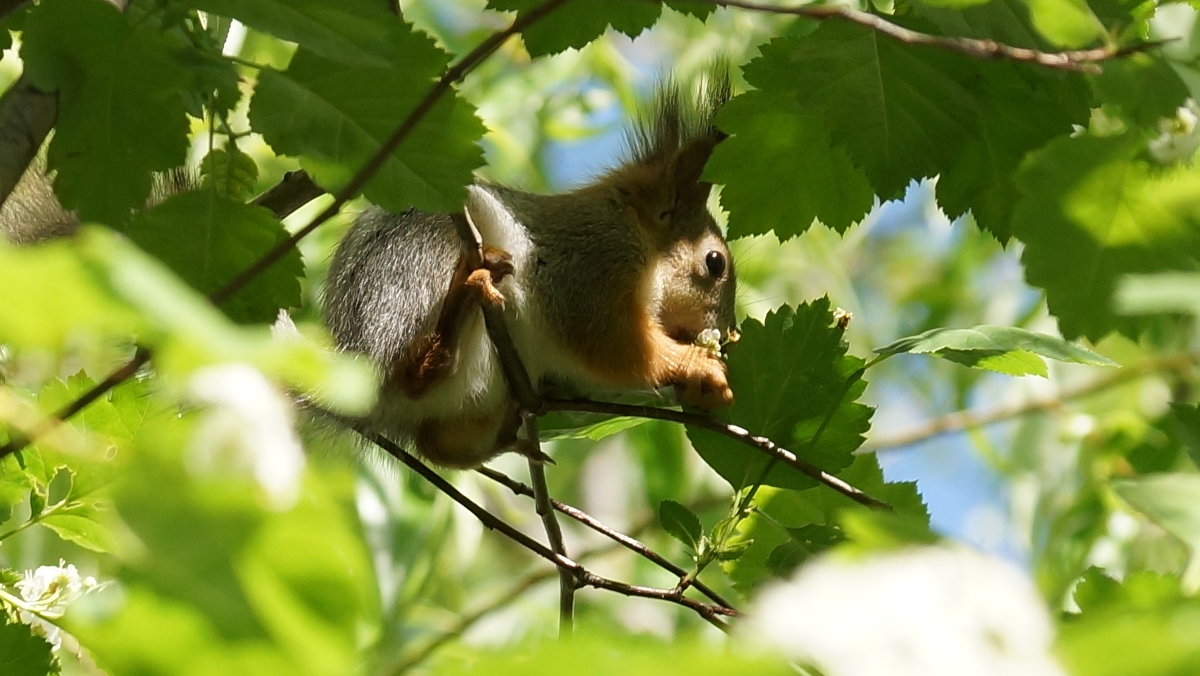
[674,352,733,410]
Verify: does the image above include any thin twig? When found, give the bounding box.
[476,465,735,610]
[389,495,729,673]
[689,0,1165,73]
[865,353,1197,453]
[542,398,891,511]
[450,205,577,631]
[362,426,734,629]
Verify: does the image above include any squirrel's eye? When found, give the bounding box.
[704,250,726,278]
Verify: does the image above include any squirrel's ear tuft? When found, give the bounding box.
[608,62,731,236]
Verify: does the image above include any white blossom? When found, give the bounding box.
[8,560,101,650]
[1149,99,1200,164]
[744,545,1065,676]
[188,363,305,509]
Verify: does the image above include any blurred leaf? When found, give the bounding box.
[659,500,702,550]
[1074,567,1183,614]
[1171,404,1200,468]
[688,299,870,491]
[79,230,375,414]
[1115,272,1200,316]
[1113,474,1200,553]
[0,240,141,350]
[1090,53,1190,127]
[1012,133,1200,341]
[875,325,1116,376]
[0,621,56,676]
[0,471,31,524]
[1019,0,1103,47]
[250,26,484,213]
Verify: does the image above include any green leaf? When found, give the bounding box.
[122,191,302,324]
[745,20,977,199]
[1012,134,1200,340]
[659,500,702,550]
[874,324,1116,377]
[687,299,871,491]
[79,230,375,414]
[21,0,189,225]
[1090,53,1190,128]
[489,0,661,57]
[708,91,874,238]
[249,26,484,213]
[1074,567,1183,614]
[0,238,142,351]
[934,66,1084,241]
[664,1,717,19]
[1019,0,1104,47]
[200,147,260,202]
[1170,404,1200,468]
[1113,473,1200,553]
[41,503,113,553]
[179,0,399,68]
[0,621,56,676]
[0,471,31,524]
[1115,272,1200,316]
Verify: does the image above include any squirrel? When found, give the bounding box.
[323,72,738,468]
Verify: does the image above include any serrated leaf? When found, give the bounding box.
[708,92,873,238]
[687,299,870,491]
[179,0,398,68]
[875,324,1116,377]
[745,20,977,200]
[122,191,302,324]
[665,1,717,19]
[935,66,1084,241]
[659,500,702,550]
[0,621,57,676]
[1113,474,1200,552]
[490,0,661,56]
[200,147,260,202]
[250,26,484,213]
[22,0,189,225]
[1012,133,1200,340]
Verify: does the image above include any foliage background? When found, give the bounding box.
[1,0,1199,674]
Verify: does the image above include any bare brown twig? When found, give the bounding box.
[476,465,736,610]
[360,426,734,630]
[689,0,1164,73]
[542,398,891,510]
[865,353,1197,453]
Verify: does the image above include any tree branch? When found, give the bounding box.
[865,352,1197,453]
[692,0,1164,73]
[360,426,735,630]
[541,398,891,510]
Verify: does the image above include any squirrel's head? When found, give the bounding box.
[611,67,738,345]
